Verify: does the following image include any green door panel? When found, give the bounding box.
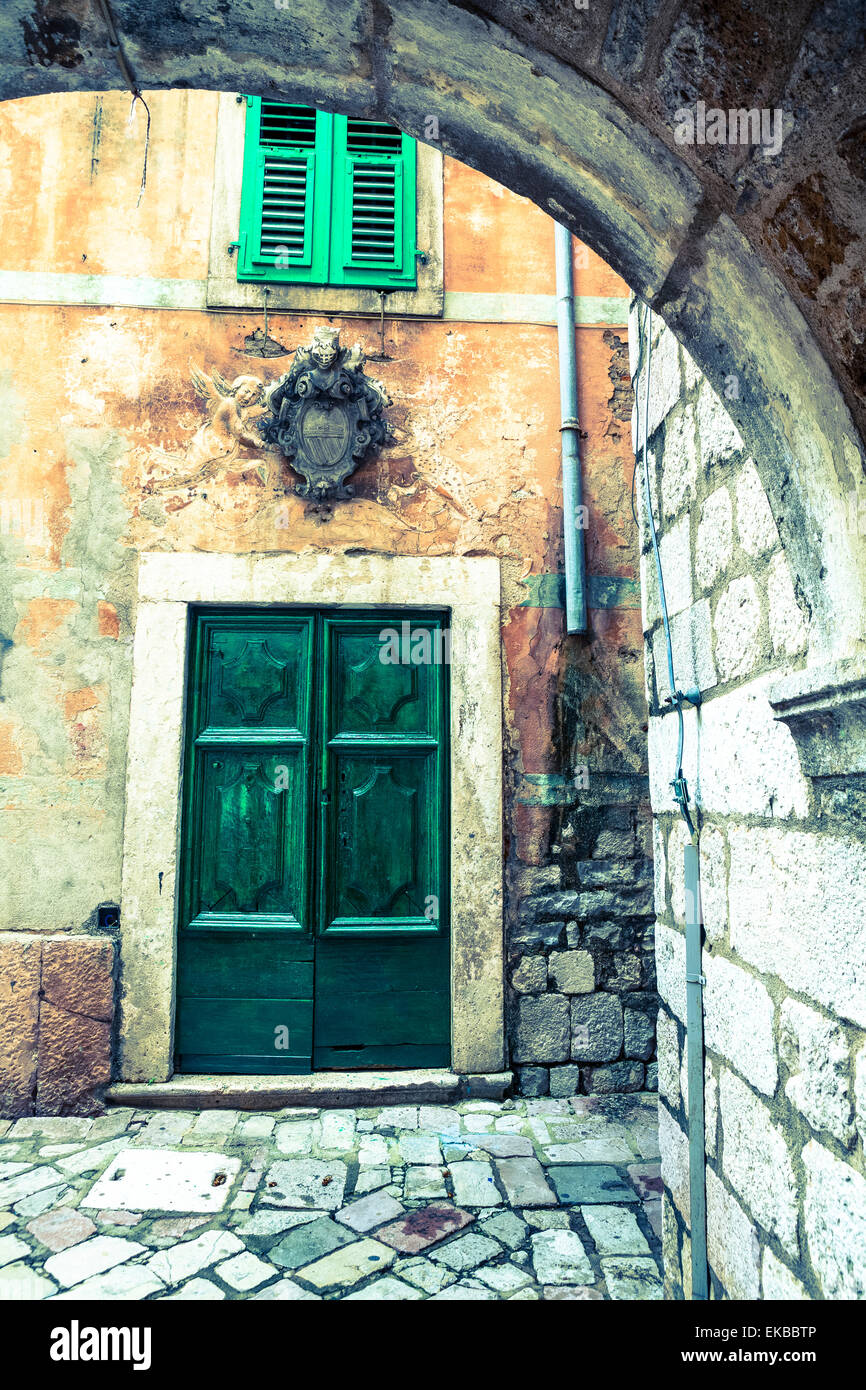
[176,608,450,1074]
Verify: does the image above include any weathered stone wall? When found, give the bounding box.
[0,91,649,1110]
[634,308,866,1300]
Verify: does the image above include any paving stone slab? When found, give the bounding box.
[45,1235,146,1289]
[429,1232,501,1272]
[146,1216,210,1242]
[449,1161,503,1208]
[26,1207,96,1253]
[523,1208,572,1230]
[460,1133,533,1158]
[82,1150,241,1214]
[393,1256,457,1294]
[10,1118,93,1141]
[581,1204,651,1255]
[342,1275,424,1300]
[0,1262,58,1299]
[133,1113,195,1147]
[530,1229,595,1286]
[357,1136,390,1165]
[13,1184,75,1219]
[601,1255,664,1300]
[216,1250,276,1291]
[234,1210,319,1239]
[627,1162,663,1199]
[261,1159,347,1210]
[298,1237,395,1290]
[162,1278,226,1300]
[478,1211,528,1250]
[0,1165,64,1208]
[335,1191,405,1233]
[353,1166,392,1195]
[547,1164,640,1205]
[429,1283,496,1300]
[269,1216,357,1270]
[474,1262,534,1292]
[494,1157,557,1207]
[0,1234,31,1267]
[375,1204,474,1254]
[274,1122,315,1156]
[251,1277,321,1300]
[398,1133,442,1165]
[146,1230,244,1285]
[417,1107,462,1135]
[543,1284,605,1300]
[49,1264,166,1301]
[375,1106,418,1131]
[404,1166,448,1199]
[97,1209,142,1227]
[0,1161,35,1178]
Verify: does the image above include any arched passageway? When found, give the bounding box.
[2,0,865,656]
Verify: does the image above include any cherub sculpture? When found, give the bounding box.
[145,365,267,491]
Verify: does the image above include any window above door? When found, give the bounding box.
[207,93,444,316]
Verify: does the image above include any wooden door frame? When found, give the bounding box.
[118,551,504,1082]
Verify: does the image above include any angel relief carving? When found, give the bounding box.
[141,365,269,492]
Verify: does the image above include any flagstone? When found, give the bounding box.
[97,1209,142,1227]
[375,1203,474,1254]
[404,1165,447,1199]
[0,1234,30,1267]
[50,1263,166,1300]
[216,1250,276,1291]
[342,1275,424,1300]
[429,1283,496,1300]
[274,1121,315,1156]
[494,1157,557,1207]
[14,1184,75,1218]
[251,1277,321,1300]
[146,1229,244,1284]
[269,1215,357,1270]
[461,1133,533,1158]
[546,1164,639,1205]
[82,1149,242,1213]
[523,1208,572,1229]
[45,1234,146,1288]
[335,1190,404,1233]
[449,1161,502,1207]
[261,1159,347,1210]
[474,1262,533,1292]
[234,1209,318,1238]
[601,1255,663,1300]
[39,1145,85,1159]
[162,1277,226,1300]
[0,1261,58,1299]
[185,1111,241,1142]
[0,1165,64,1207]
[429,1232,501,1272]
[89,1110,137,1141]
[133,1112,195,1147]
[478,1210,527,1250]
[236,1115,275,1143]
[417,1107,461,1135]
[0,1161,34,1178]
[376,1106,418,1130]
[318,1111,356,1152]
[56,1139,130,1176]
[530,1229,594,1285]
[393,1256,457,1293]
[26,1207,96,1252]
[10,1117,93,1141]
[544,1284,605,1299]
[298,1237,395,1289]
[352,1166,392,1195]
[358,1136,390,1165]
[398,1133,441,1165]
[581,1204,651,1256]
[147,1216,210,1242]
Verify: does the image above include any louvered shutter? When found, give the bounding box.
[237,98,332,284]
[329,116,417,288]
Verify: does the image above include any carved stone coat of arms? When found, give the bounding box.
[260,326,393,503]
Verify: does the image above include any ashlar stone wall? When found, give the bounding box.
[632,305,866,1300]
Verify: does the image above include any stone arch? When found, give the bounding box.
[3,0,866,658]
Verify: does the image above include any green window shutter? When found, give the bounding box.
[329,116,417,289]
[237,98,332,284]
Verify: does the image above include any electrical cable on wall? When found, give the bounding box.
[94,0,151,207]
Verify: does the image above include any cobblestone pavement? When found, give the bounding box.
[0,1093,662,1301]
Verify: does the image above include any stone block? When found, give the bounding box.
[661,403,698,519]
[703,953,777,1095]
[728,826,866,1029]
[713,576,763,683]
[856,1045,866,1150]
[585,1061,644,1093]
[719,1069,798,1255]
[698,826,727,943]
[0,934,41,1118]
[762,1248,809,1300]
[696,379,744,471]
[659,1103,690,1223]
[695,486,733,590]
[654,924,686,1023]
[658,517,692,617]
[36,1002,111,1117]
[513,995,570,1064]
[601,1255,663,1299]
[530,1229,594,1286]
[768,552,808,656]
[656,1009,680,1108]
[547,950,594,995]
[705,1165,760,1300]
[779,998,854,1145]
[624,1007,655,1061]
[510,955,547,994]
[547,1164,638,1204]
[41,936,114,1021]
[82,1149,241,1214]
[653,599,717,702]
[548,1064,581,1098]
[516,1066,548,1098]
[736,458,779,556]
[571,994,623,1063]
[803,1139,866,1298]
[582,1204,651,1256]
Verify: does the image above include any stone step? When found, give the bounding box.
[104,1070,513,1112]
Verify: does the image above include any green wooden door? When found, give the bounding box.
[175,609,450,1074]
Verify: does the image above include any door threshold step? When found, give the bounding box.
[105,1069,513,1111]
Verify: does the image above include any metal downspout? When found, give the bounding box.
[554,223,587,634]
